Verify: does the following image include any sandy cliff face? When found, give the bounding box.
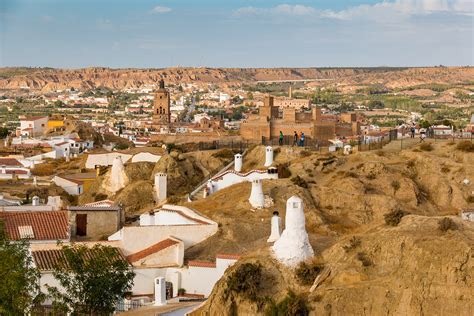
[1,67,472,92]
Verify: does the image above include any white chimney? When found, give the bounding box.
[272,196,314,267]
[154,277,167,306]
[264,146,273,167]
[32,196,40,206]
[1,165,6,174]
[234,153,243,172]
[154,173,167,203]
[249,179,265,208]
[267,211,282,243]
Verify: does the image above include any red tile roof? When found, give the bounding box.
[216,254,241,260]
[126,238,179,263]
[23,116,47,121]
[0,211,69,241]
[188,260,216,268]
[0,158,22,167]
[32,247,125,271]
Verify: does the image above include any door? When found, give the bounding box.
[166,282,173,299]
[76,214,87,236]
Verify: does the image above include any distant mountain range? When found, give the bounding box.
[0,66,472,92]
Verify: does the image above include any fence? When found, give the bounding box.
[196,140,252,152]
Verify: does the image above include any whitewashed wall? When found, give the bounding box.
[210,170,278,193]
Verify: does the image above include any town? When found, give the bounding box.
[1,0,473,315]
[1,66,473,315]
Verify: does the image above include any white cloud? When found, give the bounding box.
[235,1,474,19]
[234,4,316,16]
[151,6,172,14]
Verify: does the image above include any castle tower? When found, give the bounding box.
[153,79,171,126]
[154,173,167,203]
[272,196,314,267]
[234,153,243,172]
[267,211,282,243]
[249,179,264,208]
[264,146,273,167]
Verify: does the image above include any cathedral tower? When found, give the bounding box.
[153,79,171,126]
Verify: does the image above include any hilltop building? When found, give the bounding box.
[240,95,361,145]
[152,79,171,128]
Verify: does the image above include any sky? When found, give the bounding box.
[0,0,473,68]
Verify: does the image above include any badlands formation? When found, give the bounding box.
[185,142,473,316]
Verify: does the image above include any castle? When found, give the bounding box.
[240,95,360,145]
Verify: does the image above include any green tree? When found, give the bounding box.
[0,220,41,314]
[0,127,9,138]
[47,244,135,314]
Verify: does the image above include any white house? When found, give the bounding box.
[85,153,133,169]
[19,116,49,137]
[207,168,278,194]
[52,176,84,195]
[432,125,453,137]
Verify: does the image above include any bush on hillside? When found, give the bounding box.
[456,140,474,152]
[212,148,235,160]
[291,176,308,188]
[438,217,458,232]
[384,209,408,226]
[225,263,263,302]
[419,143,433,151]
[295,262,324,285]
[357,252,373,267]
[265,291,310,316]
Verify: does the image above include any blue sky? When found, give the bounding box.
[0,0,472,68]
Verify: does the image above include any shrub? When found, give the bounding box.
[225,263,263,302]
[384,209,408,226]
[291,176,308,188]
[294,262,324,285]
[419,143,433,151]
[467,196,474,203]
[167,195,181,204]
[456,140,474,152]
[265,291,310,316]
[212,148,235,160]
[390,180,401,194]
[438,217,458,232]
[177,288,186,296]
[366,172,376,180]
[300,150,312,158]
[440,166,450,173]
[278,163,291,178]
[94,193,108,201]
[375,150,385,157]
[342,236,361,253]
[357,252,373,267]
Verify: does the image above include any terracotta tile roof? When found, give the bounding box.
[32,247,125,271]
[126,238,179,263]
[216,254,241,260]
[4,169,28,175]
[188,260,216,268]
[0,211,69,241]
[0,158,22,167]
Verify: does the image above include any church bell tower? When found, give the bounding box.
[153,79,171,126]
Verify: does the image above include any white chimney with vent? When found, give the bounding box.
[154,277,167,306]
[272,196,314,267]
[32,196,40,206]
[264,146,273,167]
[267,211,282,243]
[234,153,243,172]
[154,173,167,203]
[249,179,264,208]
